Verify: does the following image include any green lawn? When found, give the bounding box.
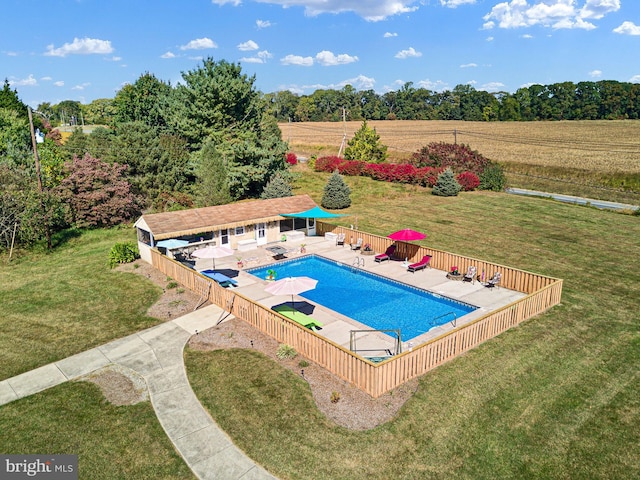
[0,381,193,479]
[1,170,638,479]
[0,228,164,380]
[186,170,640,479]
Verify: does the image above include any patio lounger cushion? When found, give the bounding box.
[375,245,397,263]
[200,270,238,287]
[407,255,432,273]
[273,305,323,330]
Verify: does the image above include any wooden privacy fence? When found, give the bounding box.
[150,230,562,398]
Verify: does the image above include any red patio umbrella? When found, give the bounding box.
[387,229,426,242]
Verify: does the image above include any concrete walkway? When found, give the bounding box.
[0,305,277,480]
[506,187,639,212]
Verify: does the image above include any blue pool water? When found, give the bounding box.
[248,255,476,341]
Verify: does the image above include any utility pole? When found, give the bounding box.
[337,106,347,157]
[28,107,52,250]
[453,128,458,145]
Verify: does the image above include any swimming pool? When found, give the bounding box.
[248,255,477,341]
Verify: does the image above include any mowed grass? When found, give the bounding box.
[0,227,164,380]
[0,381,194,479]
[187,170,640,479]
[282,120,640,205]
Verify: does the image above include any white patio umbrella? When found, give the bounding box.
[191,245,234,269]
[264,276,317,308]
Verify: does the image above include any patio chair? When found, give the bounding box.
[463,266,477,283]
[407,255,432,273]
[350,238,363,251]
[336,233,346,247]
[375,245,396,263]
[483,272,501,289]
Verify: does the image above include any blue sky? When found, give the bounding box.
[3,0,639,107]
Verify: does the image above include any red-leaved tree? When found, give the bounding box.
[57,154,142,228]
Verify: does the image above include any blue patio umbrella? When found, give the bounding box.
[156,239,189,249]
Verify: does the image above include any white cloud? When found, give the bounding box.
[10,74,37,87]
[240,50,273,63]
[45,37,114,57]
[238,40,259,51]
[180,38,217,50]
[161,51,176,59]
[315,50,358,66]
[72,82,91,91]
[486,36,494,41]
[256,19,272,28]
[483,0,616,31]
[630,75,640,83]
[440,0,476,7]
[6,51,18,56]
[481,81,505,91]
[41,76,52,81]
[521,33,533,38]
[384,32,398,37]
[281,54,314,66]
[589,69,602,78]
[109,56,122,61]
[580,0,620,20]
[614,21,640,35]
[395,47,422,59]
[285,74,376,94]
[214,0,419,21]
[460,63,478,68]
[416,79,449,91]
[54,81,64,87]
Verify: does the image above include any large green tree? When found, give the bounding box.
[113,73,171,127]
[169,58,288,199]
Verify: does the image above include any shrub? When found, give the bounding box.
[298,360,310,368]
[285,152,298,165]
[330,391,341,403]
[321,170,351,209]
[432,168,462,197]
[456,171,480,191]
[108,241,139,268]
[410,142,490,175]
[276,344,297,360]
[337,160,366,176]
[344,120,388,163]
[315,155,343,173]
[479,163,507,191]
[166,281,178,289]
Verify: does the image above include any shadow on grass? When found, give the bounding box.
[51,227,83,249]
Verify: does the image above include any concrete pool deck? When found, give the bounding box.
[198,235,527,355]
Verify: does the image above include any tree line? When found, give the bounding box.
[263,80,640,122]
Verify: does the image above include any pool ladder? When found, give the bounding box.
[352,257,365,269]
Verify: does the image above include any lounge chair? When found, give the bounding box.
[375,245,397,263]
[336,233,346,247]
[350,238,363,251]
[273,305,323,331]
[407,255,432,273]
[463,266,477,283]
[200,270,238,288]
[484,272,501,289]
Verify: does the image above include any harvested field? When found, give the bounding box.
[281,120,640,175]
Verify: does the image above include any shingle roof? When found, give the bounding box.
[135,195,318,240]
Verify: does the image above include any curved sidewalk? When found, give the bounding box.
[0,304,277,480]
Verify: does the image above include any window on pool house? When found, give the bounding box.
[235,226,245,236]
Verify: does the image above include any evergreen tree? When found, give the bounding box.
[432,168,461,197]
[344,120,387,163]
[260,172,292,199]
[321,170,351,209]
[194,140,232,207]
